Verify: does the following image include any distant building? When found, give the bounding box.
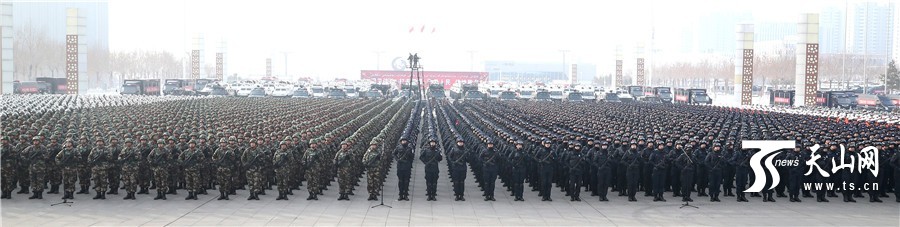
[12,1,108,51]
[846,1,894,64]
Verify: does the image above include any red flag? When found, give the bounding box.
[420,25,425,33]
[409,26,414,33]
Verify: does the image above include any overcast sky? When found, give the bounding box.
[105,0,840,79]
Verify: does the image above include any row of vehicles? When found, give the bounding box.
[448,83,711,105]
[770,89,899,111]
[12,77,69,94]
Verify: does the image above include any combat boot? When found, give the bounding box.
[28,191,39,199]
[48,185,59,194]
[258,190,266,195]
[802,191,813,198]
[653,195,661,202]
[160,191,166,200]
[167,187,177,195]
[1,191,10,199]
[198,189,207,195]
[123,192,134,200]
[276,192,284,200]
[77,185,88,194]
[368,194,377,201]
[17,185,28,194]
[599,196,608,201]
[628,195,637,202]
[658,195,666,202]
[870,196,882,203]
[92,191,102,200]
[218,191,227,200]
[515,196,524,201]
[99,191,106,199]
[138,187,149,194]
[286,190,293,195]
[281,193,288,200]
[108,187,118,195]
[827,191,837,197]
[306,192,317,200]
[154,191,163,200]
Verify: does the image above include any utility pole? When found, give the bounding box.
[374,51,385,70]
[559,50,570,83]
[280,51,291,80]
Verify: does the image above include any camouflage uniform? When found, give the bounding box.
[1,136,17,198]
[45,137,62,194]
[118,139,142,199]
[55,139,80,199]
[334,146,353,200]
[241,140,264,200]
[147,140,169,200]
[88,138,112,199]
[21,136,49,199]
[106,138,122,195]
[211,139,234,200]
[179,140,202,200]
[273,142,293,200]
[15,136,31,194]
[137,137,152,194]
[76,137,92,194]
[301,142,321,200]
[363,144,382,200]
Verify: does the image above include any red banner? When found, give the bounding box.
[360,70,488,89]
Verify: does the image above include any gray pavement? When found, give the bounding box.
[2,158,899,226]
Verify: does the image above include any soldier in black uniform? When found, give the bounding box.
[650,143,667,202]
[449,138,468,201]
[566,141,586,201]
[624,140,641,202]
[394,138,414,201]
[509,140,528,201]
[420,137,442,201]
[705,143,724,202]
[594,141,611,201]
[534,139,554,201]
[786,143,805,202]
[676,144,695,202]
[731,144,750,202]
[480,139,499,201]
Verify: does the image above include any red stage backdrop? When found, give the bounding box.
[360,70,489,89]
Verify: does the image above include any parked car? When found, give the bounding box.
[499,91,518,101]
[291,89,311,98]
[271,87,292,97]
[247,88,267,97]
[327,89,348,98]
[566,92,584,102]
[533,91,553,102]
[236,87,253,97]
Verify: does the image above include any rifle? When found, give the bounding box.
[182,150,199,167]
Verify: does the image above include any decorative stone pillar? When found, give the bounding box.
[571,64,577,85]
[66,8,87,94]
[266,58,272,78]
[735,24,754,105]
[795,13,819,107]
[635,42,645,86]
[615,45,623,88]
[191,35,203,80]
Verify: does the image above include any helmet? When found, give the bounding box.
[249,139,257,144]
[157,139,165,144]
[219,138,227,143]
[188,139,197,144]
[124,138,134,144]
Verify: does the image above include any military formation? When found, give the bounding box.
[1,94,898,205]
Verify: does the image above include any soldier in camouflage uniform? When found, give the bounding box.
[107,137,121,195]
[273,141,293,200]
[211,138,234,200]
[1,136,17,199]
[364,142,382,201]
[21,136,49,199]
[118,138,141,200]
[148,139,169,200]
[179,139,203,200]
[45,135,62,195]
[89,137,112,200]
[76,136,92,195]
[334,141,354,201]
[241,139,264,200]
[55,138,80,200]
[302,139,322,200]
[137,136,152,194]
[15,135,31,194]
